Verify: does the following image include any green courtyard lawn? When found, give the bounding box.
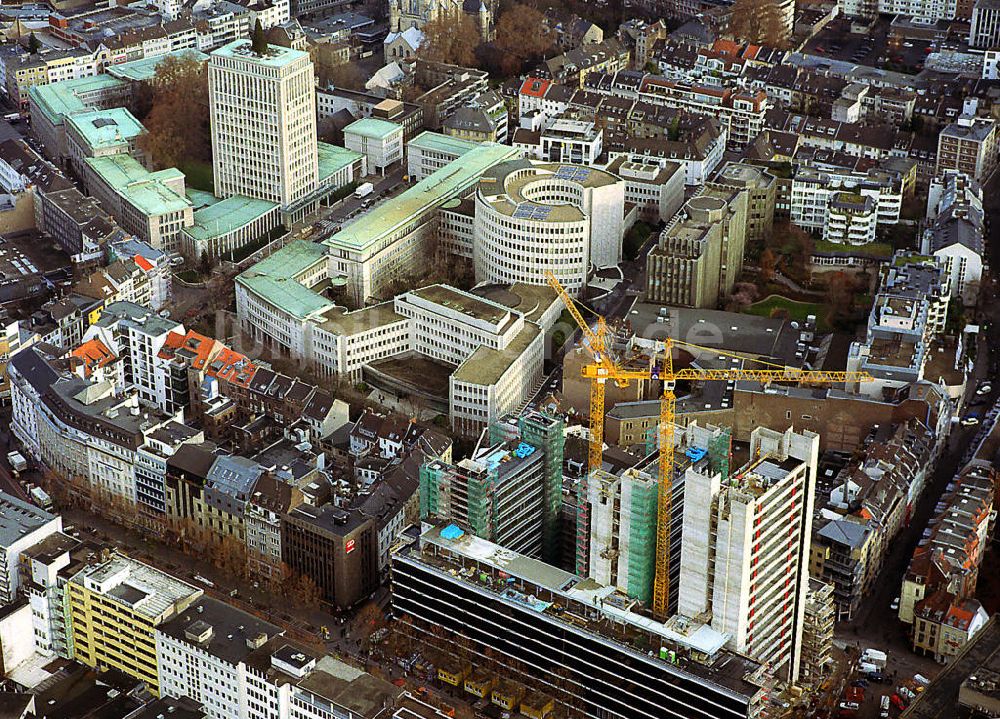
[179,160,214,192]
[745,294,831,332]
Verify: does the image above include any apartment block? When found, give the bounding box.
[801,579,836,682]
[281,503,379,610]
[848,258,951,396]
[67,553,203,695]
[789,164,903,243]
[679,426,819,683]
[605,157,685,223]
[900,462,995,630]
[343,118,403,175]
[584,72,769,150]
[83,154,194,254]
[710,162,777,243]
[420,412,564,562]
[156,596,402,719]
[585,422,731,609]
[923,172,985,307]
[646,187,747,308]
[0,492,63,604]
[935,115,999,182]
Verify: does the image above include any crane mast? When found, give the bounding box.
[544,271,872,619]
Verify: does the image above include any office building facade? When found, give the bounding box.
[209,41,319,212]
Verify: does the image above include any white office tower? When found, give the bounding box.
[679,426,819,684]
[209,40,319,212]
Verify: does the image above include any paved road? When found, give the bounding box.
[0,410,31,502]
[290,165,407,241]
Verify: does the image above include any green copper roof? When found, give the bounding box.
[184,194,278,241]
[407,130,481,157]
[344,118,402,141]
[85,154,191,217]
[65,107,145,151]
[317,142,362,183]
[28,74,127,127]
[236,241,334,320]
[323,143,520,254]
[106,49,209,82]
[211,40,309,68]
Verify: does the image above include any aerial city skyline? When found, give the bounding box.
[0,0,996,717]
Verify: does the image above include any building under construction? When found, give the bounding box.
[584,421,732,610]
[419,411,564,562]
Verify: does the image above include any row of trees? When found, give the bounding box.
[38,466,324,610]
[419,4,554,76]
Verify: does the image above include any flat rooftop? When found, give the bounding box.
[367,353,453,398]
[478,160,620,223]
[407,130,481,157]
[158,596,281,666]
[630,304,803,364]
[472,282,560,325]
[28,74,127,127]
[184,194,278,242]
[0,491,56,546]
[85,154,191,216]
[409,284,512,326]
[237,241,333,320]
[344,117,402,140]
[317,142,362,183]
[324,143,519,254]
[404,523,764,698]
[211,39,309,68]
[65,107,145,151]
[319,302,405,335]
[106,49,209,82]
[70,554,201,621]
[452,323,540,385]
[297,656,403,716]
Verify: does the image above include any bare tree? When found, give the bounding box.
[139,55,211,168]
[493,4,553,74]
[418,9,481,67]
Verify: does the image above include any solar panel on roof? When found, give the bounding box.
[555,165,591,182]
[513,203,553,220]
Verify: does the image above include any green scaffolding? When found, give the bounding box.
[625,477,658,603]
[708,428,731,481]
[419,463,445,519]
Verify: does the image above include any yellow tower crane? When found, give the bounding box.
[545,271,872,619]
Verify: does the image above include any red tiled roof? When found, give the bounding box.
[519,77,551,98]
[209,347,257,387]
[159,329,216,370]
[71,338,116,378]
[712,38,741,57]
[134,254,154,272]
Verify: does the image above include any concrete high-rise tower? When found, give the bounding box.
[678,426,819,684]
[208,40,319,213]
